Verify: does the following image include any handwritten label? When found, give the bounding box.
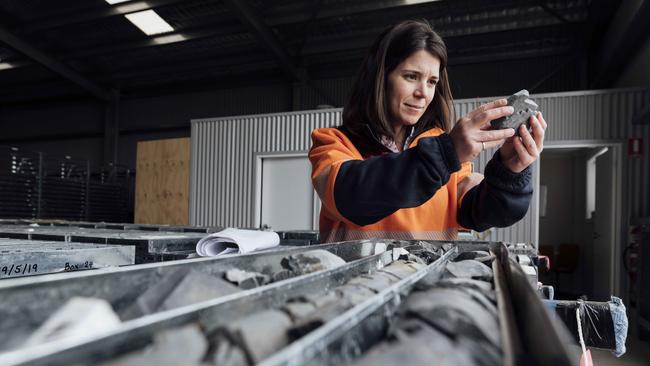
[0,260,95,277]
[1,263,38,277]
[64,261,94,271]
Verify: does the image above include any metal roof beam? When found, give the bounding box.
[222,0,336,106]
[295,0,324,58]
[222,0,302,82]
[449,45,571,66]
[591,0,650,87]
[265,0,539,25]
[538,1,572,24]
[0,24,111,101]
[14,0,534,36]
[300,22,578,56]
[0,50,274,90]
[4,0,581,65]
[65,24,246,60]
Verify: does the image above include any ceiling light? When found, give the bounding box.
[152,34,187,45]
[125,10,174,35]
[0,62,14,71]
[403,0,442,4]
[105,0,131,4]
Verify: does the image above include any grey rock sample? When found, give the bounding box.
[378,260,426,280]
[286,258,421,340]
[443,260,493,280]
[219,310,293,364]
[442,243,455,252]
[434,278,495,299]
[351,255,503,366]
[490,89,539,135]
[416,277,497,306]
[393,247,439,265]
[120,268,190,320]
[120,268,241,320]
[402,288,501,348]
[454,250,490,261]
[281,249,346,275]
[354,319,475,366]
[158,270,241,312]
[282,301,317,321]
[335,283,377,305]
[225,268,270,289]
[347,272,398,293]
[288,296,353,340]
[454,334,504,366]
[395,317,502,366]
[406,248,441,264]
[271,269,295,282]
[297,289,341,308]
[102,324,208,366]
[210,336,249,366]
[454,250,494,265]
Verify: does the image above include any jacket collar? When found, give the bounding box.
[339,123,425,156]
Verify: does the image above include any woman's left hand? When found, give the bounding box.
[499,111,547,173]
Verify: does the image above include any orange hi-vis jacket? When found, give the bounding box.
[309,125,533,243]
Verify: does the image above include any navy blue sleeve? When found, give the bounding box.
[334,134,461,226]
[457,151,533,231]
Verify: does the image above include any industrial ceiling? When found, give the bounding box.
[0,0,642,106]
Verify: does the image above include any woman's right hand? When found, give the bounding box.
[449,99,515,163]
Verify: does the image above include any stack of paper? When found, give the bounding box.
[196,228,280,257]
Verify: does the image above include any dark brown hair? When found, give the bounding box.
[342,20,453,141]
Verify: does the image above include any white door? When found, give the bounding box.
[592,148,616,300]
[259,156,315,231]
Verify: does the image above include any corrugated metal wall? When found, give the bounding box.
[191,88,650,245]
[190,109,342,227]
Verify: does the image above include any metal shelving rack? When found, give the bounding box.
[0,146,130,223]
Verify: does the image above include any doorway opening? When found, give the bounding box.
[253,151,320,231]
[537,143,623,301]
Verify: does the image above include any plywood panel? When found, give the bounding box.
[135,138,190,225]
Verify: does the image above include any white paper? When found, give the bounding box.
[195,228,280,257]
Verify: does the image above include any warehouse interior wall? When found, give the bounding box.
[615,36,650,88]
[0,52,594,173]
[449,55,585,99]
[0,83,295,170]
[0,0,647,179]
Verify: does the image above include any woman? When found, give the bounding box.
[309,20,547,243]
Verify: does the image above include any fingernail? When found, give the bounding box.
[507,106,514,113]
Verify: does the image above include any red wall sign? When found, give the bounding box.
[628,138,643,158]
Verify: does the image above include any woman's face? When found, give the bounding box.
[387,49,440,130]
